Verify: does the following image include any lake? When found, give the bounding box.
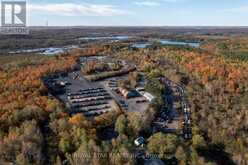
[132,40,200,48]
[9,45,78,55]
[78,35,130,41]
[9,38,200,55]
[160,40,200,47]
[131,43,151,48]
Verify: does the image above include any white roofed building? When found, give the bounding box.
[143,92,155,102]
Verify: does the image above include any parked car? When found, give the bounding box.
[134,137,145,147]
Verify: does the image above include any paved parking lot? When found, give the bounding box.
[99,78,150,113]
[54,71,102,101]
[44,70,118,116]
[159,77,192,139]
[44,68,150,117]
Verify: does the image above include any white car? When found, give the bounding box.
[134,137,145,146]
[60,81,69,86]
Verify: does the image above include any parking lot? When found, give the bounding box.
[100,77,150,113]
[67,87,115,116]
[43,56,151,117]
[159,77,192,139]
[43,69,119,117]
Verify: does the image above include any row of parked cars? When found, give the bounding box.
[71,105,112,115]
[68,87,105,96]
[119,100,128,110]
[72,101,108,108]
[68,92,110,100]
[182,105,192,139]
[67,87,113,117]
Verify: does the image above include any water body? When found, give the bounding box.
[160,40,200,48]
[78,35,130,41]
[132,40,200,48]
[9,45,78,55]
[131,43,151,48]
[9,38,200,55]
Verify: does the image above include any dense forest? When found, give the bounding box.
[110,43,248,164]
[0,35,248,165]
[202,37,248,61]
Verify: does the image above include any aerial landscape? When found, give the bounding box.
[0,0,248,165]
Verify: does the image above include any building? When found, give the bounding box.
[142,92,155,102]
[119,87,138,99]
[136,87,145,92]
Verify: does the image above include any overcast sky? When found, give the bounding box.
[23,0,248,26]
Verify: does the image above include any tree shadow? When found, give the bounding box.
[197,143,236,165]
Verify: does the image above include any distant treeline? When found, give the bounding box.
[2,27,248,54]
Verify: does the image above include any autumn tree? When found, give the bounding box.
[115,114,128,135]
[147,133,179,159]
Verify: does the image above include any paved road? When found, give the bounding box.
[159,77,192,139]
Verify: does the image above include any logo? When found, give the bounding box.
[1,0,29,35]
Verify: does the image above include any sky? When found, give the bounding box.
[15,0,248,26]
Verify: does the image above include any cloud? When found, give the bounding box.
[28,3,129,16]
[134,0,184,7]
[134,1,160,7]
